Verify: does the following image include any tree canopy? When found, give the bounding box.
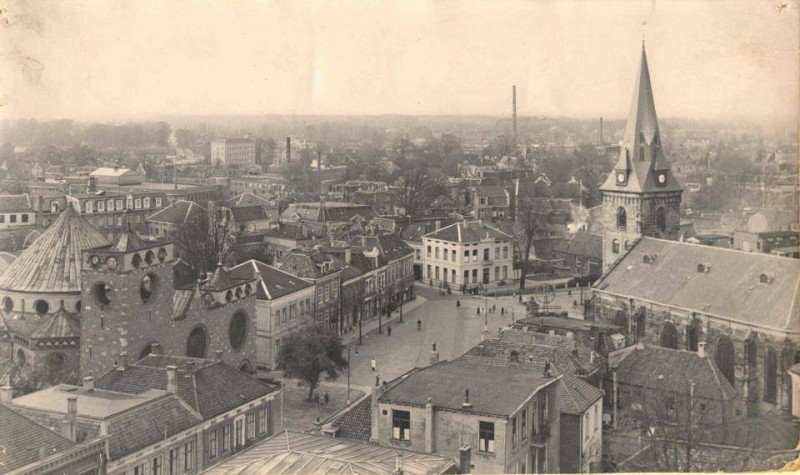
[276,324,348,401]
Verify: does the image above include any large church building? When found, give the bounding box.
[591,45,800,416]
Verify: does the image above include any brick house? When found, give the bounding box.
[375,359,561,474]
[278,248,343,334]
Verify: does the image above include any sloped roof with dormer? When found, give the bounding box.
[30,307,80,340]
[146,200,206,226]
[594,237,800,334]
[0,207,110,293]
[201,264,241,292]
[229,260,312,300]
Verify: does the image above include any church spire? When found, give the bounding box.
[601,44,680,193]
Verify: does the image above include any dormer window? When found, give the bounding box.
[643,255,657,264]
[697,263,711,274]
[760,273,774,284]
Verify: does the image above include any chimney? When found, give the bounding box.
[425,398,435,452]
[462,388,472,409]
[187,361,196,374]
[697,341,707,358]
[166,366,178,393]
[512,85,517,147]
[370,376,381,443]
[0,385,12,404]
[83,376,94,391]
[215,350,224,363]
[345,247,351,264]
[459,445,472,474]
[286,137,292,162]
[64,397,78,442]
[118,352,128,370]
[509,350,519,365]
[429,342,439,366]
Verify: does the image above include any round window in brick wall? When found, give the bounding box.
[229,311,248,350]
[140,273,158,303]
[2,297,13,313]
[34,299,50,316]
[92,282,112,306]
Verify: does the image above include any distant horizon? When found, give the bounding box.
[0,1,796,123]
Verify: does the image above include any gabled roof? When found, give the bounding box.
[424,220,512,244]
[375,233,413,261]
[230,205,269,223]
[475,185,508,198]
[555,232,603,260]
[263,223,310,241]
[229,260,312,300]
[90,167,138,177]
[29,307,80,340]
[0,207,110,293]
[205,430,457,475]
[594,237,800,334]
[226,192,272,208]
[0,193,32,211]
[109,228,147,252]
[201,264,241,292]
[146,200,206,226]
[600,45,681,194]
[278,249,343,279]
[94,356,278,420]
[379,359,558,417]
[610,344,738,401]
[0,404,75,472]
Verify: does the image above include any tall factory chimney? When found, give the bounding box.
[286,137,292,162]
[512,85,517,147]
[599,117,604,146]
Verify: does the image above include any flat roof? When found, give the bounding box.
[12,385,168,420]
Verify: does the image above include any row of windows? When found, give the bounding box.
[208,407,267,460]
[426,246,509,262]
[126,440,193,475]
[616,206,668,233]
[0,213,31,224]
[427,265,508,283]
[82,197,162,213]
[275,298,312,328]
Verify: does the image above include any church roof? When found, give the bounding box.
[594,237,800,334]
[30,307,81,339]
[201,264,239,291]
[0,207,110,293]
[110,228,147,252]
[600,45,681,194]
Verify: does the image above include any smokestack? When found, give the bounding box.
[512,85,517,147]
[83,376,94,392]
[600,117,604,146]
[370,376,381,443]
[166,366,178,393]
[425,398,434,452]
[286,137,291,162]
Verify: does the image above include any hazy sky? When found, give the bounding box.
[0,0,797,121]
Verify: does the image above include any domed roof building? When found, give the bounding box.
[0,207,108,387]
[0,206,109,316]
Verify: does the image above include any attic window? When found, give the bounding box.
[760,273,774,284]
[643,255,657,264]
[697,264,711,274]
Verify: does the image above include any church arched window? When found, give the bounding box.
[714,335,736,386]
[656,207,666,233]
[616,207,627,230]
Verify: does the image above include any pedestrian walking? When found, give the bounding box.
[387,325,392,337]
[371,359,376,372]
[501,307,505,316]
[417,319,422,331]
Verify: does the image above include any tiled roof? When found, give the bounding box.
[0,193,32,211]
[424,220,512,243]
[105,395,202,460]
[559,373,604,415]
[0,404,75,472]
[380,359,557,416]
[201,264,240,291]
[278,250,343,279]
[171,288,195,320]
[0,207,110,293]
[376,233,413,262]
[475,186,508,198]
[594,237,800,333]
[555,232,602,260]
[94,358,277,419]
[330,397,372,442]
[230,205,268,222]
[110,228,148,252]
[226,193,272,208]
[461,329,604,380]
[204,430,457,475]
[400,223,429,243]
[0,252,17,275]
[29,307,80,339]
[229,260,312,300]
[263,223,310,241]
[610,344,738,401]
[147,200,206,226]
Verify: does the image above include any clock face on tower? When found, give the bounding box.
[657,173,667,185]
[616,172,626,184]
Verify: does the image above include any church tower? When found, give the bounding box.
[600,44,682,271]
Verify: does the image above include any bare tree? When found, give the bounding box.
[175,205,237,278]
[396,159,430,217]
[513,194,549,290]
